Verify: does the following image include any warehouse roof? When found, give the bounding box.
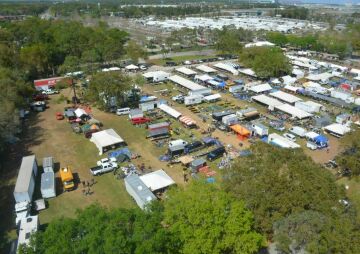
[275,104,313,119]
[270,91,302,104]
[169,75,206,91]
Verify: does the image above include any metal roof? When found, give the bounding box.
[125,174,156,204]
[14,155,36,194]
[41,172,54,190]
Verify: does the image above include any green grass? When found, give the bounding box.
[337,176,360,224]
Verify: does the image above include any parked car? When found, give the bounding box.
[55,112,64,120]
[33,94,48,101]
[283,133,296,142]
[116,107,131,116]
[207,146,226,161]
[42,89,59,95]
[165,61,177,66]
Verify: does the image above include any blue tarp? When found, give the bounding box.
[314,135,328,147]
[206,177,215,183]
[234,79,244,85]
[108,147,131,159]
[218,81,226,88]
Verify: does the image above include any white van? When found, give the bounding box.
[306,141,317,150]
[116,107,130,116]
[169,139,188,148]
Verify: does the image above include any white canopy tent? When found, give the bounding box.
[74,108,88,118]
[125,64,139,70]
[158,104,182,119]
[270,91,302,104]
[168,75,206,91]
[195,74,213,82]
[275,104,313,119]
[139,170,175,192]
[252,94,283,110]
[203,93,221,102]
[284,85,301,93]
[324,123,351,137]
[196,65,217,73]
[90,129,125,155]
[213,63,238,75]
[249,83,273,93]
[238,68,257,77]
[176,67,197,76]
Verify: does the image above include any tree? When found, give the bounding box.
[336,129,360,176]
[125,40,147,64]
[215,27,245,54]
[20,43,50,79]
[223,143,345,236]
[266,32,288,47]
[20,204,178,254]
[59,55,80,74]
[164,182,264,254]
[240,46,292,79]
[86,72,132,110]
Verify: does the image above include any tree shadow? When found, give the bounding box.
[0,112,45,253]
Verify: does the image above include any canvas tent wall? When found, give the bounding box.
[158,104,182,119]
[124,175,156,210]
[40,172,56,199]
[14,155,38,203]
[90,129,125,155]
[139,170,175,192]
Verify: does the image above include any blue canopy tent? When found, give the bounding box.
[314,135,328,148]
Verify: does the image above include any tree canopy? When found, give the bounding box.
[19,203,178,254]
[164,182,264,254]
[336,129,360,176]
[239,46,292,79]
[223,143,360,253]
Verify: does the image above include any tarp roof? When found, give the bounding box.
[140,169,175,191]
[249,83,272,93]
[252,94,284,107]
[179,115,196,126]
[90,129,124,154]
[195,74,213,82]
[169,75,206,91]
[284,85,301,93]
[238,68,257,77]
[196,65,217,73]
[176,67,197,76]
[270,91,302,104]
[203,93,221,102]
[142,71,169,78]
[305,131,320,140]
[158,104,182,119]
[230,124,250,135]
[74,108,88,118]
[306,72,333,82]
[178,155,194,165]
[275,104,313,119]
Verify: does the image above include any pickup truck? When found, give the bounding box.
[96,158,117,166]
[90,162,118,176]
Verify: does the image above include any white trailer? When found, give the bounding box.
[289,126,307,138]
[14,155,38,203]
[251,123,269,136]
[124,174,156,210]
[222,114,238,126]
[42,156,54,173]
[184,95,203,106]
[40,172,56,198]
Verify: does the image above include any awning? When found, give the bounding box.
[158,104,182,119]
[179,116,196,126]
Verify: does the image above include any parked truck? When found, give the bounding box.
[90,162,118,176]
[289,126,307,138]
[60,167,75,191]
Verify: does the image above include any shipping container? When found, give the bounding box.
[14,156,38,203]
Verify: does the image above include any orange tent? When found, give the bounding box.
[230,124,250,140]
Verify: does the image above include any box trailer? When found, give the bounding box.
[251,123,269,137]
[14,155,38,203]
[40,172,56,198]
[289,126,307,138]
[184,95,203,106]
[222,114,238,126]
[42,156,54,173]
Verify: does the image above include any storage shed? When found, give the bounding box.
[14,155,38,203]
[40,172,56,198]
[124,175,156,210]
[42,157,54,173]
